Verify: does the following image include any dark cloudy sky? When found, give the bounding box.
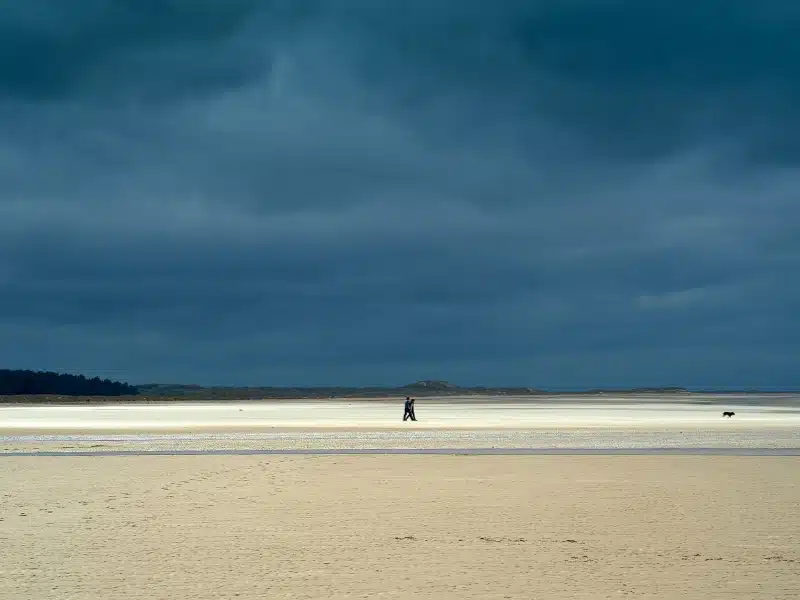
[1,1,798,388]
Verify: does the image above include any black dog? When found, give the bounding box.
[722,411,735,418]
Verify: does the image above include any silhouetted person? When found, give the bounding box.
[403,397,417,421]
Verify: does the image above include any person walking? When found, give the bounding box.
[403,396,417,422]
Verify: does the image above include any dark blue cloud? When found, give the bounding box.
[0,1,798,387]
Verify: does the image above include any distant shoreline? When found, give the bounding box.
[4,370,797,403]
[1,389,799,406]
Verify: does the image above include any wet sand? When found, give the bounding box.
[2,429,799,454]
[1,455,797,599]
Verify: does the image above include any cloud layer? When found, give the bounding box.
[1,1,798,387]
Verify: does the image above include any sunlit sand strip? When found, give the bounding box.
[1,399,798,429]
[1,399,797,452]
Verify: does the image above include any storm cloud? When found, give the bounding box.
[1,1,798,387]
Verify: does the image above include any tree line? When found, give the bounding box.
[0,369,139,396]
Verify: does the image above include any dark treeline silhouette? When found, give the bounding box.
[0,369,138,396]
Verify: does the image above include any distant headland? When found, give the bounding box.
[0,369,793,403]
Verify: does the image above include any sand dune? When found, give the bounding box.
[1,455,797,599]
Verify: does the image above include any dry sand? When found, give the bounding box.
[1,455,797,599]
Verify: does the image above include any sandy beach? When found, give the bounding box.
[1,397,797,598]
[1,455,797,599]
